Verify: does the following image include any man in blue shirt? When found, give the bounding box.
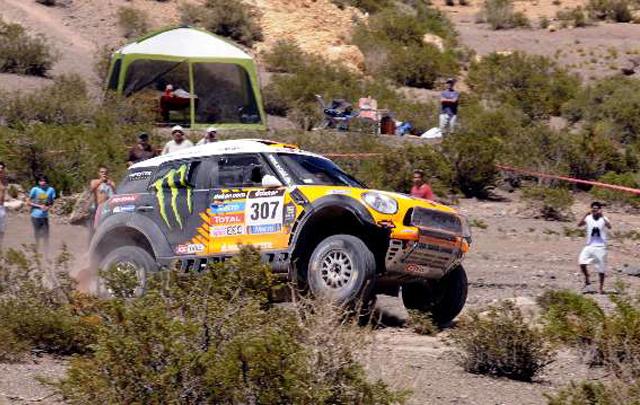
[440,78,460,134]
[27,174,56,257]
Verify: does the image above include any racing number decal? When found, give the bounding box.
[245,189,285,235]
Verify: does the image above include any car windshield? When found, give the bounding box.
[277,153,365,188]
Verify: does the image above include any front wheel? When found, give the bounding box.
[97,246,156,298]
[402,265,468,326]
[307,234,376,307]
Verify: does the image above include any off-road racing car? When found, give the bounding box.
[90,139,471,324]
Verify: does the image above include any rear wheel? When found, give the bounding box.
[307,234,376,307]
[402,265,468,326]
[97,246,156,298]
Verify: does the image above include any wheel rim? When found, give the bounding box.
[320,249,354,289]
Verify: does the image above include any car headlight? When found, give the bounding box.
[362,192,398,215]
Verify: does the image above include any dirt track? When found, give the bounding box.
[2,191,640,404]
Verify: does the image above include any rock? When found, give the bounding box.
[4,200,24,211]
[548,24,557,32]
[621,57,640,75]
[617,264,640,276]
[422,33,445,51]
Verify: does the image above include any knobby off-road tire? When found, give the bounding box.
[402,264,468,326]
[307,234,376,307]
[97,246,155,298]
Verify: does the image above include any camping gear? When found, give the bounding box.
[421,127,443,139]
[105,27,266,130]
[315,96,357,131]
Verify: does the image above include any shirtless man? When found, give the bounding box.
[88,167,116,238]
[0,162,8,248]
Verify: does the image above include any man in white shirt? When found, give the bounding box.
[578,201,612,294]
[196,127,218,146]
[162,125,194,155]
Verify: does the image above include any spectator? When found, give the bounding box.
[410,169,435,200]
[127,133,158,167]
[440,78,460,134]
[162,125,194,155]
[197,127,219,145]
[0,162,7,248]
[578,202,612,294]
[26,174,56,257]
[88,167,116,238]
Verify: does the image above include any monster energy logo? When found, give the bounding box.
[154,163,193,229]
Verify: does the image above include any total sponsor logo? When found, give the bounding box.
[247,223,282,235]
[211,213,244,225]
[210,202,244,214]
[175,243,205,255]
[109,194,139,205]
[113,205,136,213]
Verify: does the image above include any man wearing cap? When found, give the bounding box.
[440,78,460,134]
[127,133,158,166]
[197,127,219,146]
[578,201,613,294]
[162,125,194,155]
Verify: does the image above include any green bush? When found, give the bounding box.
[442,133,502,198]
[477,0,530,29]
[546,380,640,405]
[52,247,409,404]
[587,0,632,22]
[0,19,58,76]
[407,310,438,335]
[591,171,640,208]
[116,6,150,38]
[522,185,575,221]
[556,7,590,27]
[262,39,306,73]
[450,301,554,381]
[0,248,99,357]
[181,0,263,47]
[468,51,581,120]
[384,43,459,89]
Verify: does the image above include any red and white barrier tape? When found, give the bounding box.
[497,165,640,196]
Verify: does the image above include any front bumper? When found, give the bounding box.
[385,228,464,279]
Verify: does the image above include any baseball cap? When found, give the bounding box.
[171,125,184,133]
[206,126,218,133]
[137,132,149,140]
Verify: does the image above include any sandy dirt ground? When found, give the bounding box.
[1,191,639,404]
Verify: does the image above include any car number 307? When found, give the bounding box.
[250,201,279,220]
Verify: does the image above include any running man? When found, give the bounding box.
[0,162,8,248]
[27,175,56,257]
[578,201,612,294]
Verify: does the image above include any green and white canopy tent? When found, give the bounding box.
[106,27,266,130]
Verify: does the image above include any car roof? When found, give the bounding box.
[130,139,326,169]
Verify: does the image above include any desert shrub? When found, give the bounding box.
[591,172,640,208]
[522,185,575,221]
[92,44,115,86]
[0,248,99,356]
[407,310,438,335]
[556,7,590,27]
[384,43,459,89]
[442,133,502,198]
[450,301,554,381]
[0,19,58,76]
[262,39,306,73]
[587,0,632,22]
[468,51,581,120]
[563,76,640,144]
[477,0,530,29]
[0,326,29,362]
[546,380,640,405]
[52,247,408,404]
[539,16,551,28]
[116,6,150,38]
[331,0,392,13]
[564,129,628,182]
[180,0,263,47]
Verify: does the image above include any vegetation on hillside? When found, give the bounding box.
[0,19,58,76]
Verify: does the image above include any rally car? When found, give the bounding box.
[90,139,471,324]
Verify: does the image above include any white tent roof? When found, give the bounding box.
[118,27,252,60]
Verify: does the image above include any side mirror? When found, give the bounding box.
[262,174,283,189]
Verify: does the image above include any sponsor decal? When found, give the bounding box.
[247,224,282,235]
[210,202,244,214]
[210,225,245,237]
[175,243,205,255]
[109,194,139,205]
[211,213,244,225]
[327,189,351,195]
[128,170,153,181]
[267,155,292,185]
[212,191,247,200]
[221,241,273,252]
[154,163,194,229]
[405,263,426,273]
[112,205,135,214]
[284,203,296,224]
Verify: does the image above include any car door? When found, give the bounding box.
[147,158,211,256]
[205,153,291,255]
